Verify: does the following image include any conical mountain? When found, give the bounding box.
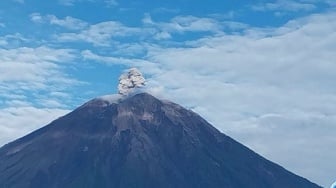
[0,93,321,188]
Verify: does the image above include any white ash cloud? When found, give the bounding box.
[118,68,145,95]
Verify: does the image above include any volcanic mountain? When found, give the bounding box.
[0,93,321,188]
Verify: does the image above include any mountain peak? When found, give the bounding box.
[81,92,159,108]
[0,92,321,188]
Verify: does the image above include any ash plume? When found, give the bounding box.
[118,68,146,95]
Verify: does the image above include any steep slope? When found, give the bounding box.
[0,93,321,188]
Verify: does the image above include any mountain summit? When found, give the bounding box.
[0,93,320,188]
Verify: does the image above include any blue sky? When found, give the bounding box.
[0,0,335,186]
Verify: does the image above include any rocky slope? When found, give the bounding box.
[0,93,321,188]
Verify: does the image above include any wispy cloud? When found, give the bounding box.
[252,0,316,12]
[143,14,224,35]
[30,13,88,30]
[152,7,180,14]
[105,0,118,7]
[55,14,240,46]
[0,107,69,146]
[58,0,77,6]
[47,15,88,30]
[81,50,160,74]
[56,21,147,46]
[30,13,43,23]
[0,46,81,109]
[0,46,75,82]
[59,0,118,7]
[0,33,29,47]
[0,45,83,146]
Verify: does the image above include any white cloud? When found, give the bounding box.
[0,46,75,83]
[143,14,224,35]
[300,0,336,6]
[154,31,171,40]
[81,50,160,74]
[55,14,229,46]
[4,100,32,107]
[0,107,69,147]
[30,13,88,30]
[252,0,316,12]
[0,46,81,112]
[59,0,118,6]
[0,33,29,47]
[110,43,147,56]
[30,13,43,23]
[0,39,7,46]
[0,45,82,146]
[152,7,180,14]
[169,16,223,33]
[105,0,118,6]
[58,0,77,6]
[142,14,154,25]
[57,21,147,46]
[47,15,88,30]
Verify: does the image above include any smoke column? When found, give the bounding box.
[118,68,146,95]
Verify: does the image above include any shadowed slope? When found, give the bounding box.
[0,93,321,188]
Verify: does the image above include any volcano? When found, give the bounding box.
[0,93,321,188]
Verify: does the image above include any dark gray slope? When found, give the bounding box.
[0,93,321,188]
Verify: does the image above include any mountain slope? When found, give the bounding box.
[0,93,321,188]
